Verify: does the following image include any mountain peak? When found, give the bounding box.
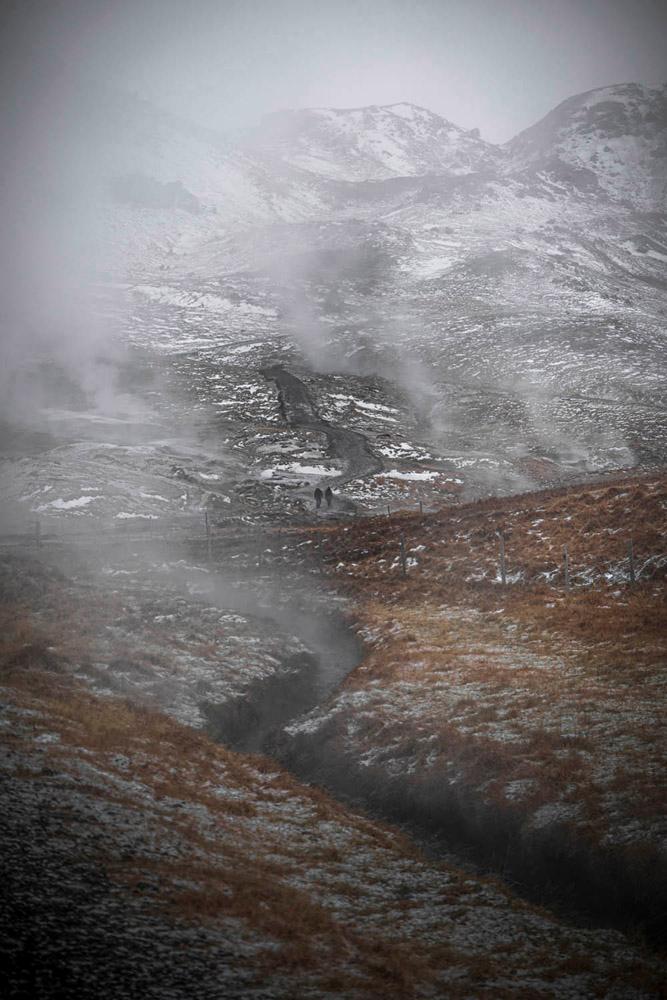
[252,101,498,182]
[506,81,667,208]
[378,102,449,122]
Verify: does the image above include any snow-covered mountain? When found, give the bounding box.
[247,103,501,182]
[96,81,667,480]
[506,83,667,209]
[92,83,667,216]
[4,79,666,528]
[74,80,666,262]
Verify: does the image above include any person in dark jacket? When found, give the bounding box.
[314,487,323,509]
[324,486,333,508]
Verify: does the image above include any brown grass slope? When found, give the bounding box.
[283,473,667,942]
[1,576,665,997]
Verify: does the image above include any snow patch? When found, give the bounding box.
[36,496,100,511]
[384,470,440,482]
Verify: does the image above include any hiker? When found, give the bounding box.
[324,486,333,509]
[314,487,323,509]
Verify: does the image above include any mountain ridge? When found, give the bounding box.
[247,100,501,183]
[5,76,665,514]
[96,80,667,227]
[505,81,667,209]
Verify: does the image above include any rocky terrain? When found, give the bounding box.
[2,80,666,528]
[1,78,666,995]
[3,81,665,531]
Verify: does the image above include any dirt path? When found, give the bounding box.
[262,364,383,487]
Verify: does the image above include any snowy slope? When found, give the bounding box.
[249,102,502,181]
[505,82,667,209]
[63,81,345,265]
[89,82,667,278]
[5,80,666,526]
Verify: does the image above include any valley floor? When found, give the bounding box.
[1,472,666,997]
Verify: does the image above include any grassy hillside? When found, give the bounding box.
[284,473,667,939]
[1,531,665,997]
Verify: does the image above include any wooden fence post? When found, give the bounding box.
[387,504,391,517]
[627,539,635,585]
[498,532,506,585]
[205,511,212,562]
[563,545,570,592]
[399,532,407,577]
[419,499,423,514]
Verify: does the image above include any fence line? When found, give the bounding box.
[381,528,653,590]
[627,539,635,585]
[497,532,507,586]
[399,532,407,578]
[0,512,657,591]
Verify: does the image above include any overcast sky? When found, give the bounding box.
[3,0,667,142]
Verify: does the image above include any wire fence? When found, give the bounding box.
[1,507,664,592]
[390,528,665,588]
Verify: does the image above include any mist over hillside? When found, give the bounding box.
[5,76,665,523]
[2,21,667,993]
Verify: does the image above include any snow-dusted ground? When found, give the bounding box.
[272,474,667,945]
[4,80,666,532]
[2,622,665,998]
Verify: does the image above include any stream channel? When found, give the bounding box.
[198,367,664,951]
[34,362,663,951]
[199,554,665,952]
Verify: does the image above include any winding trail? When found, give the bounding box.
[262,364,383,487]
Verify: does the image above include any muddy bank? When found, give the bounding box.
[147,565,365,752]
[1,545,363,759]
[274,726,667,951]
[200,609,362,753]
